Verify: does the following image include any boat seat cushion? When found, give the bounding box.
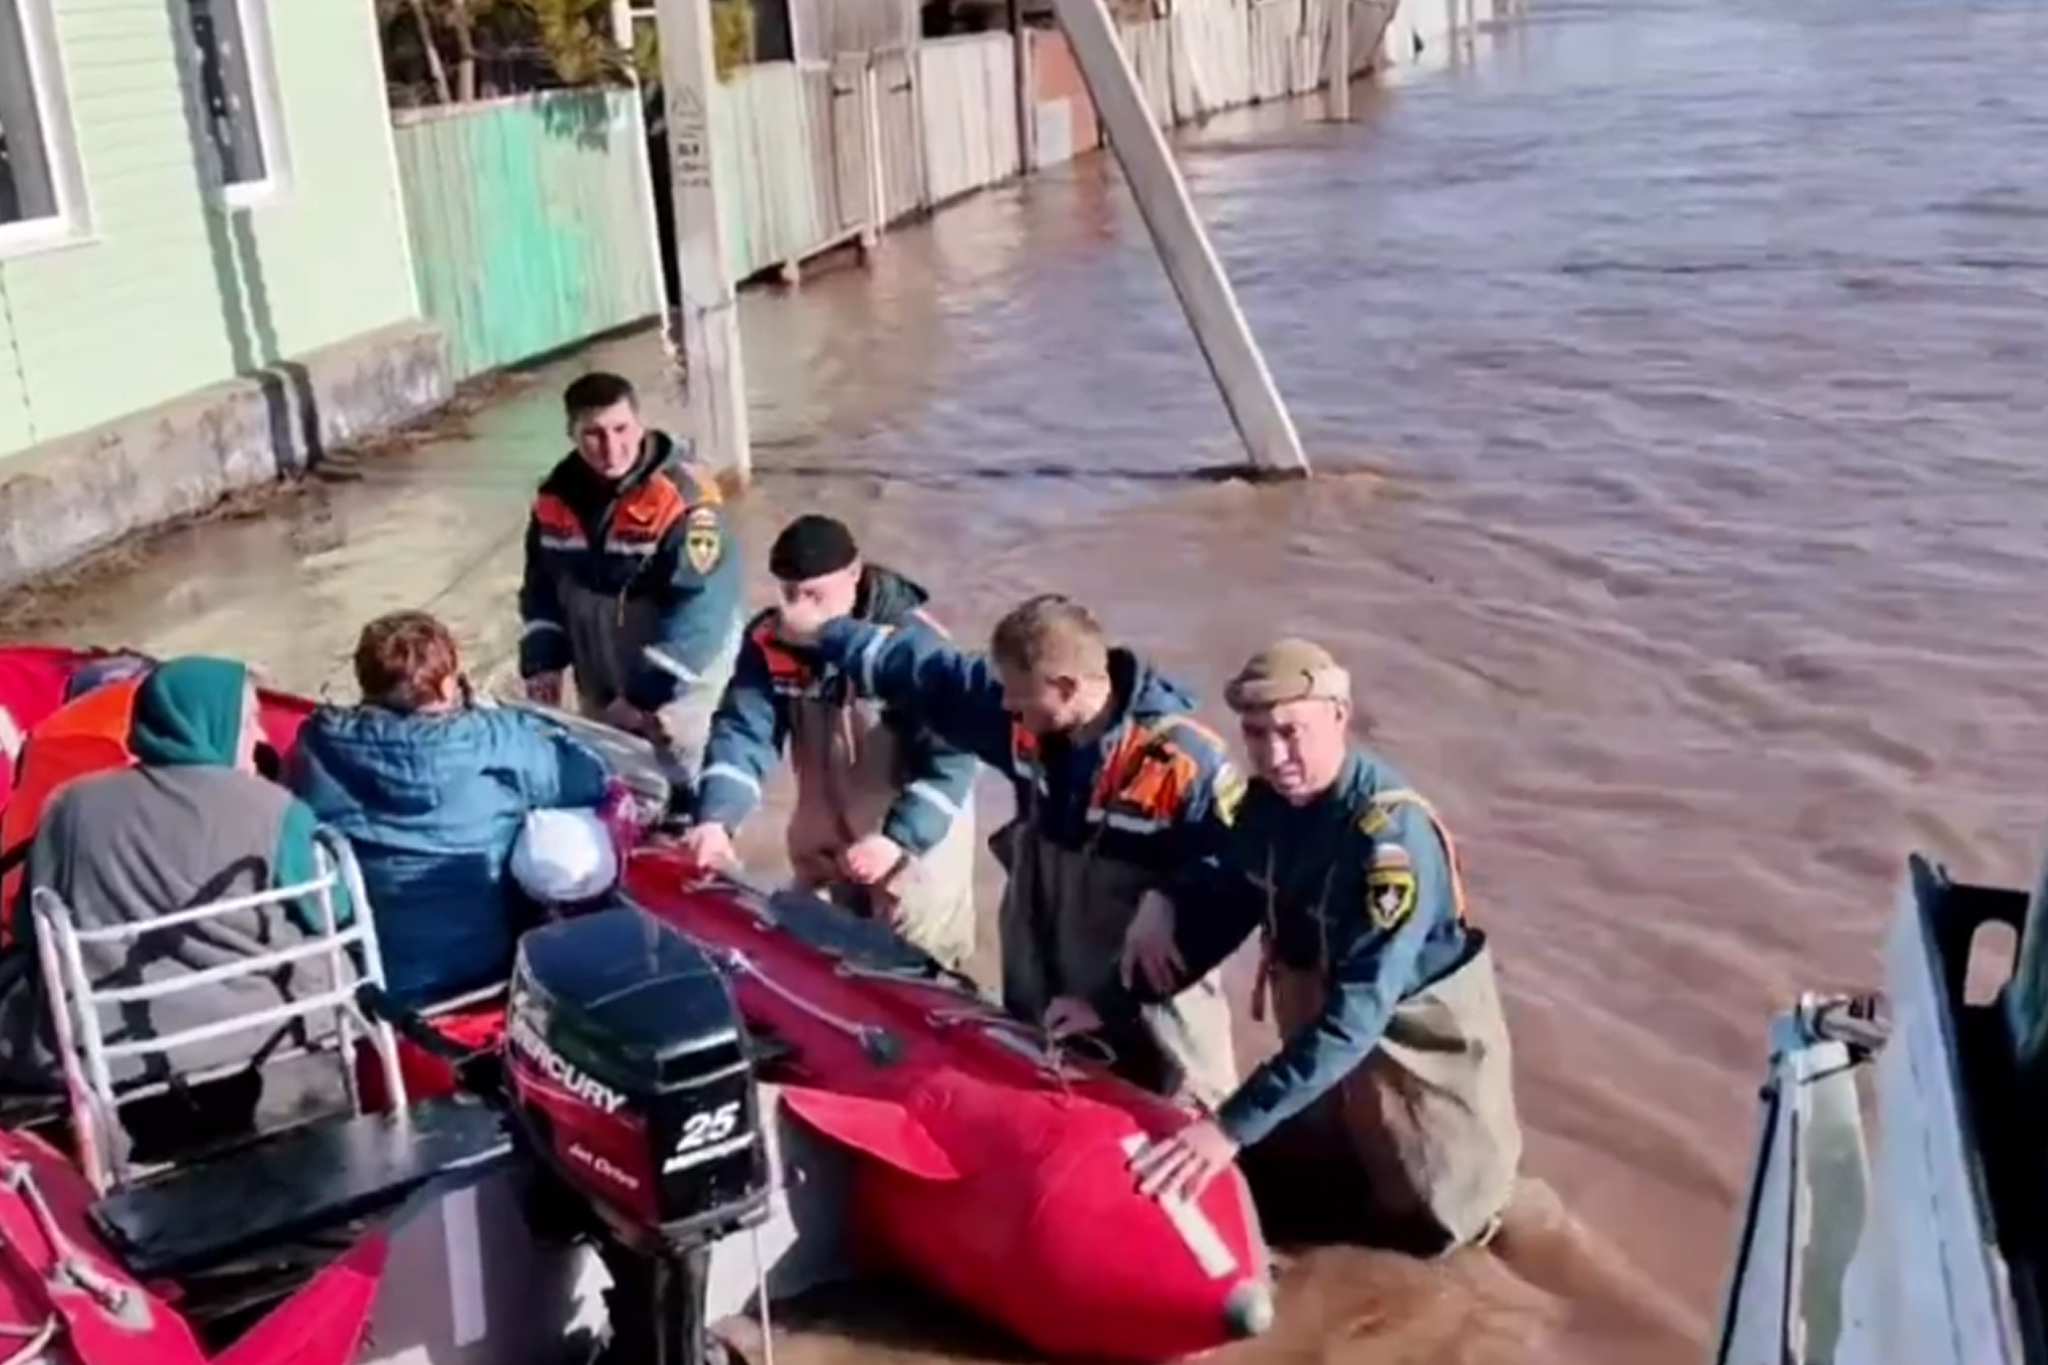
[90,1096,511,1281]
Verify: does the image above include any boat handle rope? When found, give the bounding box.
[674,871,1110,1079]
[710,947,904,1067]
[0,1313,56,1365]
[924,1008,1115,1081]
[0,1195,55,1365]
[0,1163,146,1330]
[833,959,984,1000]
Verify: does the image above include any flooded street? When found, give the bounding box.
[12,0,2048,1358]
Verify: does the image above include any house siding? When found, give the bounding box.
[0,0,418,459]
[234,0,418,359]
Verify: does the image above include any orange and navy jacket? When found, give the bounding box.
[0,675,149,937]
[803,617,1240,887]
[516,432,742,711]
[1105,749,1477,1148]
[693,566,979,856]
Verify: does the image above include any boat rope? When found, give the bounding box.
[0,1170,62,1363]
[709,947,903,1066]
[833,959,985,1000]
[0,1164,142,1325]
[922,1008,1113,1087]
[0,1313,55,1365]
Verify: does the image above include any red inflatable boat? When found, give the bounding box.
[623,843,1276,1362]
[0,642,1276,1361]
[0,1126,393,1365]
[0,644,312,808]
[0,645,136,802]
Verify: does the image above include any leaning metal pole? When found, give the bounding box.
[1048,0,1311,477]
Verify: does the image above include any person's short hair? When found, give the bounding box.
[563,372,637,421]
[354,611,461,712]
[988,594,1110,678]
[769,514,860,582]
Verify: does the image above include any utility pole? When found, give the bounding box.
[1326,0,1351,120]
[651,0,753,482]
[1048,0,1309,477]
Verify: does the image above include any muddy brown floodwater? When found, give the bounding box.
[13,0,2048,1358]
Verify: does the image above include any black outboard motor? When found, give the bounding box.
[502,906,773,1365]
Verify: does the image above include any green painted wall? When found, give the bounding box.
[0,0,419,460]
[393,91,662,383]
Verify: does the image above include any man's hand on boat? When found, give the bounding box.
[679,820,740,870]
[525,669,566,706]
[602,696,670,744]
[1043,995,1103,1041]
[1121,889,1185,995]
[1046,995,1241,1201]
[1129,1119,1240,1203]
[839,833,908,888]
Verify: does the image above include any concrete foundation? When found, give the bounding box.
[0,321,451,596]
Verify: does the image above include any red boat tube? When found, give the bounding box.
[0,654,312,928]
[0,646,125,802]
[0,645,310,809]
[0,1127,389,1365]
[623,844,1276,1362]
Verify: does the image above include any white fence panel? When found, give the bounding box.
[1248,0,1301,101]
[1119,17,1177,126]
[714,63,826,281]
[1172,0,1255,121]
[918,34,1021,205]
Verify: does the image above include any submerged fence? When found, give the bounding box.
[393,0,1461,379]
[705,0,1393,283]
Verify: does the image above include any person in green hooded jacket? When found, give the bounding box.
[0,656,354,1153]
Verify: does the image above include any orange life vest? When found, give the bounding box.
[0,677,147,944]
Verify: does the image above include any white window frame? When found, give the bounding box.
[0,0,91,259]
[184,0,290,210]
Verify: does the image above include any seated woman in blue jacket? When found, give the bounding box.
[288,611,612,1007]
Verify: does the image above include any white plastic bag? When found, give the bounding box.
[510,807,620,905]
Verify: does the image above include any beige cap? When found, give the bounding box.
[1223,637,1352,712]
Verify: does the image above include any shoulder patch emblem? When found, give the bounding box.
[683,508,722,575]
[1366,866,1417,930]
[1213,762,1248,824]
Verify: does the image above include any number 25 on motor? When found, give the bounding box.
[664,1099,742,1173]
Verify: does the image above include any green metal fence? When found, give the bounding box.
[392,90,664,382]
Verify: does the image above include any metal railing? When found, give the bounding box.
[30,827,408,1193]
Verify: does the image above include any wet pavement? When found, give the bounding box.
[12,0,2048,1358]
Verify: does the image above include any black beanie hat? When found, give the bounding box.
[769,514,859,582]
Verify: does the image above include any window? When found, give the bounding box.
[184,0,285,205]
[0,0,84,250]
